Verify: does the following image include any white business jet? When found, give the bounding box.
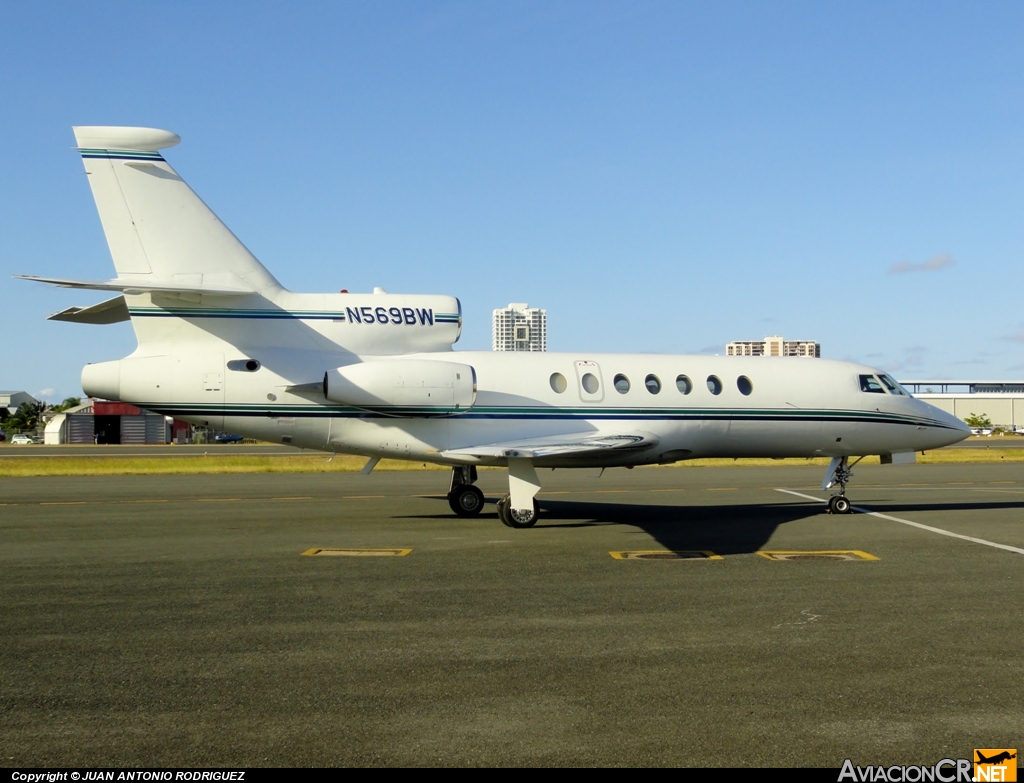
[20,127,970,526]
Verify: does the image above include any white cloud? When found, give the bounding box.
[36,387,57,399]
[888,253,954,274]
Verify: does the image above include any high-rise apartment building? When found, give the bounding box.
[726,335,820,358]
[492,303,547,352]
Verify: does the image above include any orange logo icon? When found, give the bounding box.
[974,749,1017,782]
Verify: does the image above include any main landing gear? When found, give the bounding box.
[822,456,859,514]
[447,457,544,528]
[447,465,484,516]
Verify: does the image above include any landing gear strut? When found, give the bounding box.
[447,465,484,516]
[822,456,858,514]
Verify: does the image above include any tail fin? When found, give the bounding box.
[72,126,282,294]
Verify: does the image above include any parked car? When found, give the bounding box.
[214,433,244,444]
[10,434,37,444]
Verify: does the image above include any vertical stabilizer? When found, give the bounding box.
[73,126,282,294]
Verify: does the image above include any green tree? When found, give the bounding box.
[964,413,992,428]
[51,397,81,413]
[3,401,47,434]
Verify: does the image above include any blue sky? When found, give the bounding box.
[2,1,1023,402]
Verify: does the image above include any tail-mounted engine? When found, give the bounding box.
[324,359,477,416]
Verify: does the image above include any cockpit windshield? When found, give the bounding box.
[859,374,886,394]
[859,373,914,396]
[878,374,909,396]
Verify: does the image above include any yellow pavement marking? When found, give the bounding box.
[610,550,722,560]
[758,550,879,561]
[301,548,412,557]
[341,495,386,499]
[40,501,88,505]
[197,498,242,502]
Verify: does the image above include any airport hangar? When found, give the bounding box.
[900,380,1024,430]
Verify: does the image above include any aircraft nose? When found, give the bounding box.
[931,406,971,447]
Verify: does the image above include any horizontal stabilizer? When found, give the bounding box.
[442,431,658,460]
[73,126,180,151]
[16,275,253,296]
[48,295,129,324]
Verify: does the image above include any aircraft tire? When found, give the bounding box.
[832,496,851,514]
[448,485,485,516]
[497,494,539,528]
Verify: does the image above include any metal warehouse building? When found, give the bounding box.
[901,380,1024,430]
[44,401,173,444]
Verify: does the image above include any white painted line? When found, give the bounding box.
[776,489,1024,556]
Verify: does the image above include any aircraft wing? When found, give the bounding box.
[48,295,130,324]
[441,431,659,460]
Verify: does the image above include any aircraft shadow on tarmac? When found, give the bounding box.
[854,499,1024,514]
[410,495,1024,554]
[410,497,826,555]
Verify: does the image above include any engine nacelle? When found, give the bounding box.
[324,360,476,415]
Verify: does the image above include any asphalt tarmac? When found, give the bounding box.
[2,464,1022,767]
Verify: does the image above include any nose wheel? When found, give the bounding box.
[827,495,852,514]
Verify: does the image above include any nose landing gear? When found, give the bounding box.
[822,456,860,515]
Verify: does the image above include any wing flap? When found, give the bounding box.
[442,431,659,460]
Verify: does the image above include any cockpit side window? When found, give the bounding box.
[879,374,908,396]
[859,374,886,394]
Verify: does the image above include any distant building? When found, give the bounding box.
[43,400,185,445]
[726,336,820,358]
[899,380,1024,430]
[0,390,40,417]
[492,303,547,352]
